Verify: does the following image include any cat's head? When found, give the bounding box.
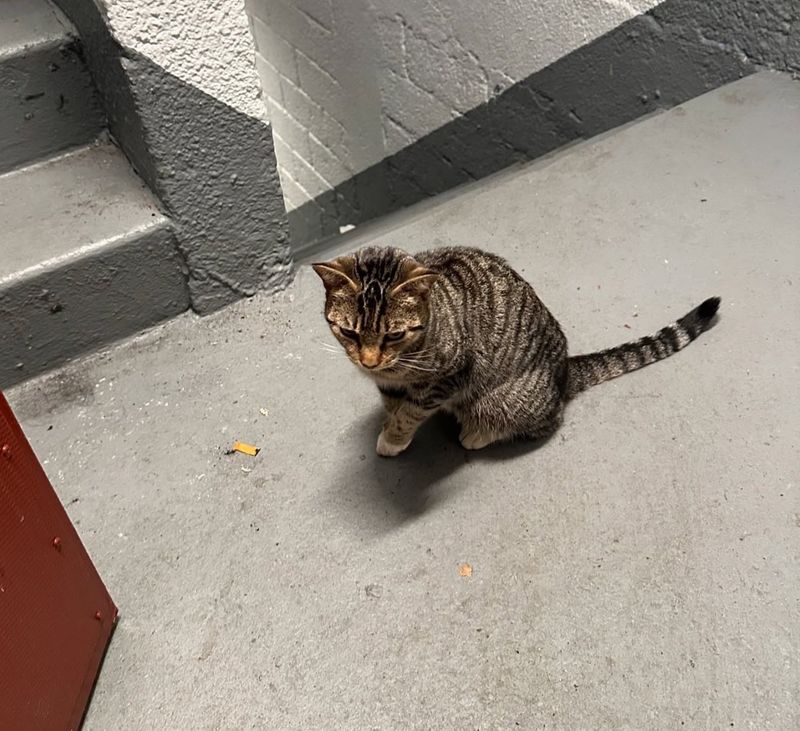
[313,246,439,372]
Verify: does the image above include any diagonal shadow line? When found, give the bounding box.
[288,0,800,251]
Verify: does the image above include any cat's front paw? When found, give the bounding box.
[376,430,411,457]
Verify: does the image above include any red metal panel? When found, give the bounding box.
[0,393,117,731]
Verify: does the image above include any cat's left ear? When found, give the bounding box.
[390,260,439,297]
[312,256,358,292]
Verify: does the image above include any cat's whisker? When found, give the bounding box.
[398,364,436,372]
[397,356,435,367]
[394,361,438,372]
[400,353,433,361]
[317,345,344,360]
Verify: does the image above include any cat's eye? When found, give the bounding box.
[384,330,406,342]
[338,326,358,340]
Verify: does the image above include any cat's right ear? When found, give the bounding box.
[312,257,357,292]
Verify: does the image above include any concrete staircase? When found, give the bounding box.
[0,0,189,389]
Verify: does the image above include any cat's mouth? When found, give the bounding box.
[373,361,430,380]
[353,352,429,376]
[353,357,400,374]
[358,360,394,373]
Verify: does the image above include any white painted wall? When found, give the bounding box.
[246,0,661,211]
[98,0,265,120]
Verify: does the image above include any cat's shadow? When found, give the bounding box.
[326,405,551,536]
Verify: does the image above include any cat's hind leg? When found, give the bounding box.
[521,407,563,442]
[458,427,509,451]
[456,374,564,450]
[455,398,514,451]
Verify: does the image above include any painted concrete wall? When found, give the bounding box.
[371,0,661,154]
[246,0,661,212]
[245,0,385,211]
[56,0,291,313]
[98,0,264,120]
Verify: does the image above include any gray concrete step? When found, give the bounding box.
[0,139,190,388]
[0,0,105,174]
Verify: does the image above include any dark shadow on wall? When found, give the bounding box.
[122,54,292,313]
[289,0,799,255]
[53,0,292,314]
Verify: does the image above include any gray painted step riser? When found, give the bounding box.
[1,140,190,387]
[0,226,189,389]
[0,38,105,174]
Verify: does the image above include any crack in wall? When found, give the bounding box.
[295,5,332,34]
[394,12,492,110]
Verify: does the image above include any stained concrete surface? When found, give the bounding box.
[7,73,799,729]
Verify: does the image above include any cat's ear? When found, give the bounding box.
[312,256,357,292]
[390,260,439,297]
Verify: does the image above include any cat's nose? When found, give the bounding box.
[359,348,380,369]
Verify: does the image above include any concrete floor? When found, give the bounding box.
[8,72,799,729]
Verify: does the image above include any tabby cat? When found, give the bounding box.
[313,246,719,457]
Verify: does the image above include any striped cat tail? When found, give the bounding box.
[566,297,720,398]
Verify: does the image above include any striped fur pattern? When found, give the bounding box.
[313,246,720,456]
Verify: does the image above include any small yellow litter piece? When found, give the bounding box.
[232,441,259,457]
[458,563,473,577]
